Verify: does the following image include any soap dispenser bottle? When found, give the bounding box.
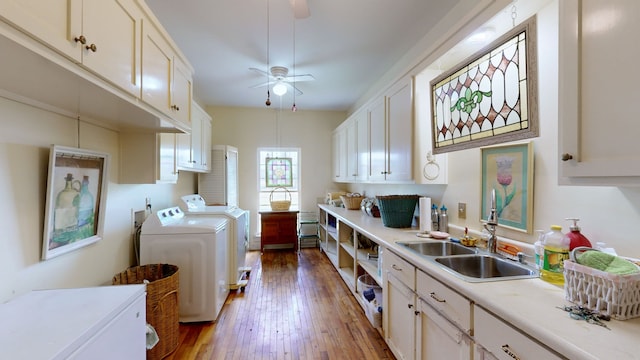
[564,218,592,250]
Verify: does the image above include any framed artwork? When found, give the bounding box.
[265,157,293,187]
[480,142,533,233]
[42,145,110,260]
[430,15,538,154]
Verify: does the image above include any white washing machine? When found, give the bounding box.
[180,194,250,291]
[140,206,229,323]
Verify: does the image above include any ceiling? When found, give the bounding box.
[145,0,464,112]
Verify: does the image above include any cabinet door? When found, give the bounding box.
[176,132,193,169]
[142,19,173,116]
[368,96,387,181]
[355,110,370,182]
[475,306,563,360]
[82,0,142,97]
[332,128,346,182]
[417,298,472,360]
[385,77,413,182]
[171,57,192,127]
[346,119,358,181]
[200,112,212,171]
[385,273,416,360]
[157,133,178,183]
[559,0,640,185]
[0,0,82,61]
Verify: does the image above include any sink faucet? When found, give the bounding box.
[483,189,498,254]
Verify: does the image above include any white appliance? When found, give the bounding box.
[0,285,146,360]
[198,145,238,207]
[180,194,250,291]
[140,206,229,323]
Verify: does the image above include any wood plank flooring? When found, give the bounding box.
[164,248,395,360]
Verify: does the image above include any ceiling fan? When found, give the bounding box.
[249,66,315,96]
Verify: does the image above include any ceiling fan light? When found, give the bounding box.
[273,82,287,96]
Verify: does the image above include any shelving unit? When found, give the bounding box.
[318,205,383,327]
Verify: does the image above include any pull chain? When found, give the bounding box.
[511,0,518,27]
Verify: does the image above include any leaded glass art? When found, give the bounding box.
[266,157,293,187]
[430,16,538,154]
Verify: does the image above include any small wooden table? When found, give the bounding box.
[260,210,299,252]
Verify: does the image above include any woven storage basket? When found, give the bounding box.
[270,187,291,211]
[376,195,419,228]
[340,193,365,210]
[564,260,640,320]
[113,264,179,359]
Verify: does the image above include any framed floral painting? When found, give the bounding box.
[480,142,533,233]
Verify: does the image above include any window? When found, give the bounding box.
[258,148,300,213]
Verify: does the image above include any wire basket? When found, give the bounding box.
[564,260,640,320]
[112,264,179,359]
[340,193,365,210]
[376,195,419,228]
[270,187,291,211]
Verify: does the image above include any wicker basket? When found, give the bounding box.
[340,193,365,210]
[269,187,291,211]
[376,195,419,228]
[113,264,180,359]
[564,260,640,320]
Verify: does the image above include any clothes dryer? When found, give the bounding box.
[180,194,250,291]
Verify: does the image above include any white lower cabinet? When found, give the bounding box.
[383,250,416,359]
[474,306,563,360]
[417,298,472,360]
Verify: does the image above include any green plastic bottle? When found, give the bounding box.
[540,225,569,285]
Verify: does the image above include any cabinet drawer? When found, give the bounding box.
[384,250,415,289]
[417,270,471,332]
[475,306,563,360]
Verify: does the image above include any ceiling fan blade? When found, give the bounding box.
[249,67,271,78]
[289,0,310,19]
[249,81,271,89]
[284,82,303,95]
[284,74,315,82]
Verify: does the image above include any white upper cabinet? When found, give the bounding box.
[141,17,193,129]
[332,125,347,182]
[178,102,212,173]
[369,77,414,183]
[559,0,640,185]
[0,0,143,97]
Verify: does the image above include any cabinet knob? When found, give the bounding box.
[407,303,413,309]
[85,43,97,52]
[561,153,573,161]
[74,35,86,44]
[171,105,180,111]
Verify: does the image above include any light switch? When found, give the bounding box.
[458,203,466,219]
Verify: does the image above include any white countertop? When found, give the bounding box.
[320,205,640,360]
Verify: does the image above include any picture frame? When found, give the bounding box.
[265,157,293,187]
[480,142,533,233]
[42,145,110,260]
[430,15,538,154]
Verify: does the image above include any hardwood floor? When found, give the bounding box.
[164,248,395,360]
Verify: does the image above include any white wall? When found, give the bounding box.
[207,106,345,248]
[0,96,196,303]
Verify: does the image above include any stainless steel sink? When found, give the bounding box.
[398,241,477,257]
[434,254,538,282]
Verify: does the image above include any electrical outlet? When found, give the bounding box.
[458,202,466,219]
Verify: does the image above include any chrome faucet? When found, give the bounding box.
[483,189,498,254]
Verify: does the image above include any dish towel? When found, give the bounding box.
[146,323,159,350]
[576,251,640,275]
